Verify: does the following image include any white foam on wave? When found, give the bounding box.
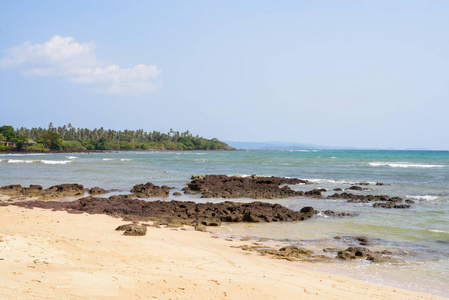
[304,178,377,185]
[6,159,72,165]
[305,178,351,184]
[103,158,113,161]
[369,162,445,168]
[0,153,46,156]
[7,159,37,164]
[315,212,329,218]
[406,195,439,201]
[41,160,72,165]
[287,150,318,152]
[120,159,132,161]
[428,229,449,234]
[66,156,78,159]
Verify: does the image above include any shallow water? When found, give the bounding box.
[1,150,448,297]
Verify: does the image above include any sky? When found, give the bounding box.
[1,0,448,150]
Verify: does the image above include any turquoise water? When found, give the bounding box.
[1,150,448,297]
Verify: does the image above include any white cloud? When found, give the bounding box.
[0,35,162,96]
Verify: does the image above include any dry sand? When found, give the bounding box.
[0,205,444,300]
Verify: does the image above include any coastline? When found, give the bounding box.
[0,205,444,299]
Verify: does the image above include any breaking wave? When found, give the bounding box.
[41,160,72,165]
[368,162,445,168]
[7,159,36,164]
[5,159,72,165]
[428,229,449,234]
[406,195,439,201]
[304,178,376,185]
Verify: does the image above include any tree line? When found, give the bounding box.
[0,124,234,151]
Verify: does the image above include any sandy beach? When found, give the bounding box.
[0,204,444,300]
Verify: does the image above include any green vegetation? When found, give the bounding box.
[0,123,233,151]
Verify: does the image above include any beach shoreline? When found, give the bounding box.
[0,204,444,300]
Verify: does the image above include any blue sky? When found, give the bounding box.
[1,0,448,149]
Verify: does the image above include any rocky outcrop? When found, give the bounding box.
[187,174,316,199]
[0,183,85,200]
[240,244,320,262]
[372,202,411,209]
[327,192,414,209]
[130,182,171,198]
[0,184,27,196]
[346,185,371,191]
[5,196,319,225]
[336,247,394,263]
[239,243,399,264]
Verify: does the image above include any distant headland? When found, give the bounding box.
[0,123,234,152]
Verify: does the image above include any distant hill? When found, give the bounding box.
[225,141,357,150]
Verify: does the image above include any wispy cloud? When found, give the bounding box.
[0,35,162,96]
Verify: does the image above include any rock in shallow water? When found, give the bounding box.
[0,183,85,200]
[130,182,172,198]
[336,247,394,263]
[187,174,316,199]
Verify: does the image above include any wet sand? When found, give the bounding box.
[0,205,443,299]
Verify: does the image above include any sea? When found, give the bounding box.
[1,150,448,297]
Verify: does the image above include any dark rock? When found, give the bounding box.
[328,192,410,209]
[240,244,324,262]
[194,224,207,231]
[5,183,86,200]
[321,210,357,218]
[337,247,371,260]
[336,247,394,263]
[278,245,313,258]
[181,187,191,194]
[173,192,182,196]
[347,186,364,191]
[299,206,316,219]
[123,225,147,236]
[333,188,343,191]
[304,189,324,197]
[115,224,136,231]
[355,236,371,245]
[333,235,372,246]
[89,187,106,195]
[28,185,43,191]
[373,202,411,209]
[130,182,171,198]
[4,196,318,225]
[187,174,314,199]
[354,182,370,186]
[323,248,340,252]
[0,185,23,196]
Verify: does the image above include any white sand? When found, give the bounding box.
[0,205,444,299]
